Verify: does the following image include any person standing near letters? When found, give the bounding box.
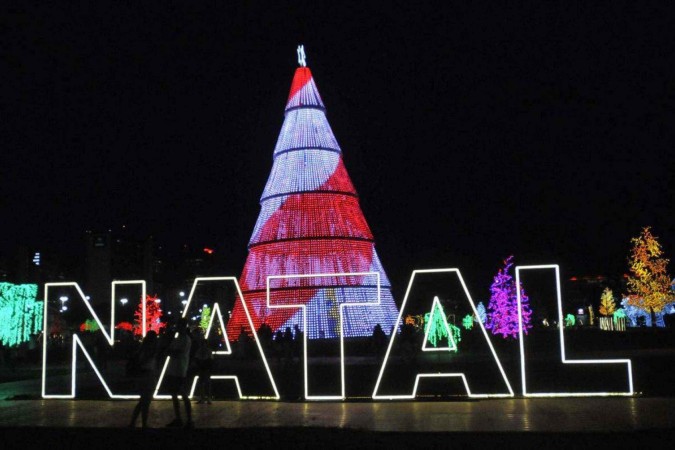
[128,330,159,429]
[164,317,194,429]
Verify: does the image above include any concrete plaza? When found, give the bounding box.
[0,397,673,449]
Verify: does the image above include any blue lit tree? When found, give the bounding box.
[475,302,487,325]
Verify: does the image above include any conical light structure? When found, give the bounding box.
[226,59,400,340]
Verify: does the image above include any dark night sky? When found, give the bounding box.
[3,2,674,300]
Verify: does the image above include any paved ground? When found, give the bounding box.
[2,345,674,448]
[1,397,674,449]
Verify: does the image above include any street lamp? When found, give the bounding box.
[120,298,128,305]
[59,296,68,312]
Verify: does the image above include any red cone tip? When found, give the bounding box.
[288,67,313,103]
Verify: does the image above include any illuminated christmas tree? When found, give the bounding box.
[200,305,211,334]
[475,302,487,324]
[564,314,575,328]
[226,46,400,340]
[115,322,133,332]
[625,226,674,327]
[423,299,460,349]
[79,319,100,332]
[133,294,166,336]
[486,256,532,339]
[599,288,616,316]
[0,283,43,347]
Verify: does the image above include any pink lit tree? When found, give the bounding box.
[486,256,533,339]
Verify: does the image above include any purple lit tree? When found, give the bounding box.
[486,256,533,339]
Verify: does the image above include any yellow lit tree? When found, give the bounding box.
[625,227,674,327]
[599,288,616,316]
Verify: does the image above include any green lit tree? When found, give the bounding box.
[424,297,461,349]
[200,305,212,334]
[79,319,100,332]
[564,314,576,328]
[0,283,43,347]
[462,314,473,330]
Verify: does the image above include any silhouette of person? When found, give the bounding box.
[371,323,386,356]
[292,324,303,359]
[273,329,284,362]
[257,322,273,354]
[237,326,252,360]
[193,334,214,404]
[129,330,159,429]
[283,326,293,362]
[164,318,193,429]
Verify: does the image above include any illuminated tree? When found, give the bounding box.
[564,314,575,328]
[620,297,650,327]
[475,302,487,324]
[79,319,100,332]
[626,227,674,327]
[620,297,673,328]
[486,256,532,339]
[225,51,400,340]
[423,299,461,348]
[0,283,43,347]
[462,314,473,330]
[613,308,627,330]
[599,288,616,316]
[424,302,448,348]
[115,322,133,332]
[588,304,595,326]
[200,305,212,333]
[133,294,166,336]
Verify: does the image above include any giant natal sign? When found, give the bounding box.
[42,48,634,400]
[42,266,634,400]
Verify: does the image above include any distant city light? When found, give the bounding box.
[120,298,128,305]
[179,291,185,297]
[32,252,41,266]
[203,248,214,254]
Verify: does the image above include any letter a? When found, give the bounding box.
[373,269,514,399]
